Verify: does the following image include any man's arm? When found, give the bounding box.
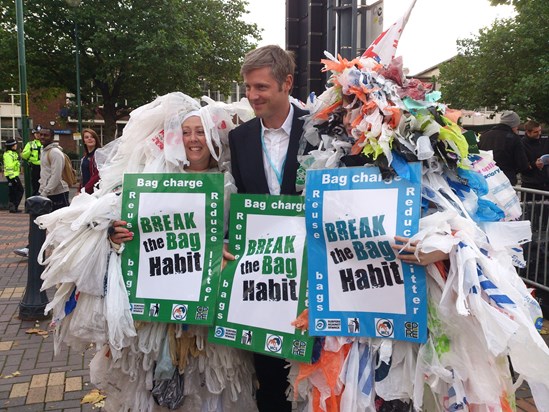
[21,142,31,161]
[514,138,530,173]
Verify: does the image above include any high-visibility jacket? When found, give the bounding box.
[21,139,42,165]
[3,149,21,179]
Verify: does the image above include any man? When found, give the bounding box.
[228,45,312,412]
[14,128,69,258]
[37,128,70,210]
[520,120,548,191]
[3,138,24,213]
[478,110,529,185]
[21,125,43,195]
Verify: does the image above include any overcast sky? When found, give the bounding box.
[243,0,515,75]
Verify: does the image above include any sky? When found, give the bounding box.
[243,0,515,75]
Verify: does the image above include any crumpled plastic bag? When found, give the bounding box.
[152,369,185,410]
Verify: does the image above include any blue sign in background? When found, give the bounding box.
[305,163,427,343]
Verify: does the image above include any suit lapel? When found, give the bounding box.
[248,119,270,193]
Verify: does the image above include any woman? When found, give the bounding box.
[79,128,101,194]
[33,93,256,412]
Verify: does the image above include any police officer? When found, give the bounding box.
[3,138,24,213]
[21,125,43,195]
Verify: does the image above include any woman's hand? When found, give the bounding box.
[392,235,448,266]
[109,220,134,245]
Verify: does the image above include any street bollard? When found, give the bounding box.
[19,195,52,320]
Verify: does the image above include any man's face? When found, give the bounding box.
[526,126,542,139]
[39,130,54,146]
[243,67,292,125]
[33,132,41,140]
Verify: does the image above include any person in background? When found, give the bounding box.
[478,110,529,186]
[3,138,24,213]
[21,125,43,195]
[520,120,548,191]
[38,128,70,210]
[79,128,102,194]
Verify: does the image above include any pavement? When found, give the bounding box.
[0,207,547,411]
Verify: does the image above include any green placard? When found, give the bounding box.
[121,173,224,325]
[209,194,313,362]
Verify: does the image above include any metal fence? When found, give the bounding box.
[515,187,549,292]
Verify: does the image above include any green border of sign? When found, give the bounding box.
[209,194,313,362]
[121,172,224,325]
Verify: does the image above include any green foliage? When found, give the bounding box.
[439,0,549,122]
[0,0,260,141]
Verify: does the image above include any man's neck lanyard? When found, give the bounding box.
[260,126,286,186]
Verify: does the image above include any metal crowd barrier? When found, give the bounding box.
[515,187,549,292]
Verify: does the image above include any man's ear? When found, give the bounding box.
[283,74,293,93]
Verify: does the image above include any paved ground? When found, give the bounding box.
[0,207,547,411]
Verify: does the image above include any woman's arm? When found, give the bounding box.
[391,235,449,266]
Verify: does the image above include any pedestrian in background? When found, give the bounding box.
[478,110,529,185]
[38,128,70,210]
[79,128,101,194]
[520,120,548,191]
[21,125,43,195]
[3,138,24,213]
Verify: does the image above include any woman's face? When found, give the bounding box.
[83,132,96,150]
[182,116,210,171]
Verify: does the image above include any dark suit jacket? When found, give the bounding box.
[229,104,310,195]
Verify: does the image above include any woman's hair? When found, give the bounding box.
[82,128,101,154]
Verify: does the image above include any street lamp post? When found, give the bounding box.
[66,0,83,157]
[14,0,31,199]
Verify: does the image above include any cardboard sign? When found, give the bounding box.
[210,194,313,362]
[121,173,224,325]
[306,164,427,342]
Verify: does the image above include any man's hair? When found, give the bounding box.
[41,128,54,138]
[240,45,295,87]
[524,120,540,132]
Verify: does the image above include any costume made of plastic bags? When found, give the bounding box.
[36,92,258,411]
[287,52,549,411]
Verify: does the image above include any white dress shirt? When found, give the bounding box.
[260,105,294,195]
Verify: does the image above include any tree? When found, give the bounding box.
[0,0,260,141]
[439,0,549,122]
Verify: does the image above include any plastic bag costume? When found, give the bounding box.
[287,52,549,411]
[35,92,259,411]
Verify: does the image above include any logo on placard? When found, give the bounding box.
[171,304,187,321]
[315,318,341,331]
[291,340,307,357]
[375,318,394,337]
[348,318,360,333]
[404,321,419,339]
[241,330,253,345]
[195,306,208,321]
[130,303,145,315]
[214,326,237,341]
[315,319,327,331]
[265,334,283,353]
[149,303,160,317]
